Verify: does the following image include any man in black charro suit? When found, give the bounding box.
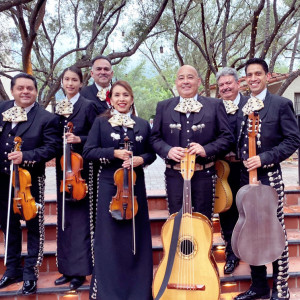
[216,67,249,275]
[150,64,233,220]
[80,55,113,114]
[0,73,60,295]
[234,58,300,300]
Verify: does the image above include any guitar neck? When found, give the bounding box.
[182,179,192,214]
[248,113,258,184]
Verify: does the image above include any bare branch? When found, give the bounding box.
[277,69,300,96]
[0,0,33,12]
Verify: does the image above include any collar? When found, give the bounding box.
[14,101,35,114]
[66,93,80,105]
[233,93,241,106]
[251,88,267,101]
[112,109,131,118]
[95,82,111,91]
[179,94,198,103]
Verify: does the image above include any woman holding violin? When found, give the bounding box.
[54,66,98,290]
[83,80,156,300]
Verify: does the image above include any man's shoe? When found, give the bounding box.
[54,275,72,285]
[22,280,37,295]
[234,289,270,300]
[224,258,240,274]
[0,276,22,289]
[69,276,85,290]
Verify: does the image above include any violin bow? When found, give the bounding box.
[62,125,67,231]
[4,160,14,266]
[130,152,136,255]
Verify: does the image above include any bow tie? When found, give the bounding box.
[2,106,27,123]
[108,114,135,128]
[174,98,203,114]
[97,88,110,104]
[223,100,239,114]
[242,97,264,116]
[55,99,73,117]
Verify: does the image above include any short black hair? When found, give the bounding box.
[11,73,38,90]
[61,65,83,83]
[245,58,269,74]
[91,55,112,67]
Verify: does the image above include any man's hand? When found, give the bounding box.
[8,151,23,165]
[188,142,206,157]
[167,147,185,162]
[243,155,261,171]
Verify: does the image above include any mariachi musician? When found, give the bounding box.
[80,55,114,229]
[0,73,60,295]
[80,55,113,114]
[234,58,300,300]
[83,80,156,300]
[54,66,98,290]
[150,65,233,220]
[216,67,248,275]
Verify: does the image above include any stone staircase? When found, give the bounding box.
[0,188,299,299]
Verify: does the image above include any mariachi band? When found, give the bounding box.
[0,56,299,300]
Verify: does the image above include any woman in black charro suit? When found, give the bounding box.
[83,80,156,300]
[54,66,98,290]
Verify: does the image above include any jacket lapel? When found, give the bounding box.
[15,103,38,137]
[258,91,271,121]
[0,101,14,132]
[192,95,205,125]
[68,96,83,121]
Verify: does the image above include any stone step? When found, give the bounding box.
[151,256,300,295]
[1,226,298,275]
[0,257,300,299]
[0,214,57,244]
[152,228,300,265]
[149,206,300,237]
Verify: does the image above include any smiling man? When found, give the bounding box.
[0,73,60,295]
[80,55,114,114]
[215,67,250,275]
[150,65,233,219]
[234,58,300,300]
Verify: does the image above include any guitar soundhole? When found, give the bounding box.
[177,236,197,259]
[181,239,194,255]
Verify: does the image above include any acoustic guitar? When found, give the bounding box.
[231,112,285,265]
[152,150,220,300]
[214,160,233,213]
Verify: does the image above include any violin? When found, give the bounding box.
[110,136,138,220]
[60,122,88,201]
[153,150,220,299]
[12,137,39,221]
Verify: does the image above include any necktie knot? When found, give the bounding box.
[55,99,73,117]
[174,98,202,114]
[223,100,239,114]
[97,88,110,105]
[242,97,264,115]
[108,114,135,128]
[2,106,27,123]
